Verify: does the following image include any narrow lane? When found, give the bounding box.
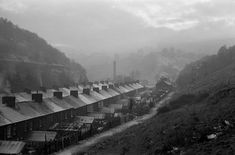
[56,92,174,155]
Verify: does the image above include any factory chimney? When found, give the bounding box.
[113,60,116,82]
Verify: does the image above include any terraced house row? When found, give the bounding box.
[0,81,144,154]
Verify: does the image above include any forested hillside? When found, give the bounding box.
[0,18,87,92]
[176,45,235,93]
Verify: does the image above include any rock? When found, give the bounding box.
[207,134,217,140]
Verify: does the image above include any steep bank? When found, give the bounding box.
[0,18,87,92]
[176,45,235,94]
[84,87,235,155]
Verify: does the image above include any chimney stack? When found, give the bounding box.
[113,60,116,82]
[109,84,114,89]
[53,91,63,99]
[93,87,100,93]
[32,93,43,103]
[102,85,108,91]
[83,88,90,95]
[70,90,78,98]
[2,96,16,108]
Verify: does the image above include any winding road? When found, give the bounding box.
[55,92,174,155]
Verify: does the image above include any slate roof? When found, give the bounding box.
[0,140,26,154]
[62,96,87,109]
[78,94,96,105]
[26,131,57,142]
[0,83,143,127]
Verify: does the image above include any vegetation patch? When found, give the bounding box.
[85,88,235,155]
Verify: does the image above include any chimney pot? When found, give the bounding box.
[102,85,108,91]
[70,90,78,98]
[93,87,100,93]
[53,91,63,99]
[2,96,16,108]
[32,93,43,103]
[83,88,90,95]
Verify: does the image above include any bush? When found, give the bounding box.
[158,93,209,115]
[157,106,171,114]
[195,93,209,102]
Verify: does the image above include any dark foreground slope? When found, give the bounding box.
[83,46,235,155]
[85,88,235,155]
[0,18,87,92]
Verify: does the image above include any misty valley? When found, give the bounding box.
[0,1,235,155]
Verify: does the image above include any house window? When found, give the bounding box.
[87,105,93,113]
[39,120,42,128]
[7,125,11,139]
[12,125,16,136]
[70,110,73,118]
[98,101,103,108]
[65,112,68,120]
[29,122,33,131]
[24,122,27,132]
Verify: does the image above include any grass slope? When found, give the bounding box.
[85,89,235,155]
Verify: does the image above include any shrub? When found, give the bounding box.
[157,106,171,114]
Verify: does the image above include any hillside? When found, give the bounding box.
[118,48,203,83]
[176,45,235,93]
[0,18,87,92]
[85,90,235,155]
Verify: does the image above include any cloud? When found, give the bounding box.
[52,43,76,49]
[113,0,235,31]
[0,0,28,13]
[1,0,235,54]
[1,0,235,31]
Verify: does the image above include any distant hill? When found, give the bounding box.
[0,18,87,92]
[61,47,203,83]
[117,48,204,83]
[176,45,235,93]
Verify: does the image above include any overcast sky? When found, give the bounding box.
[1,0,235,54]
